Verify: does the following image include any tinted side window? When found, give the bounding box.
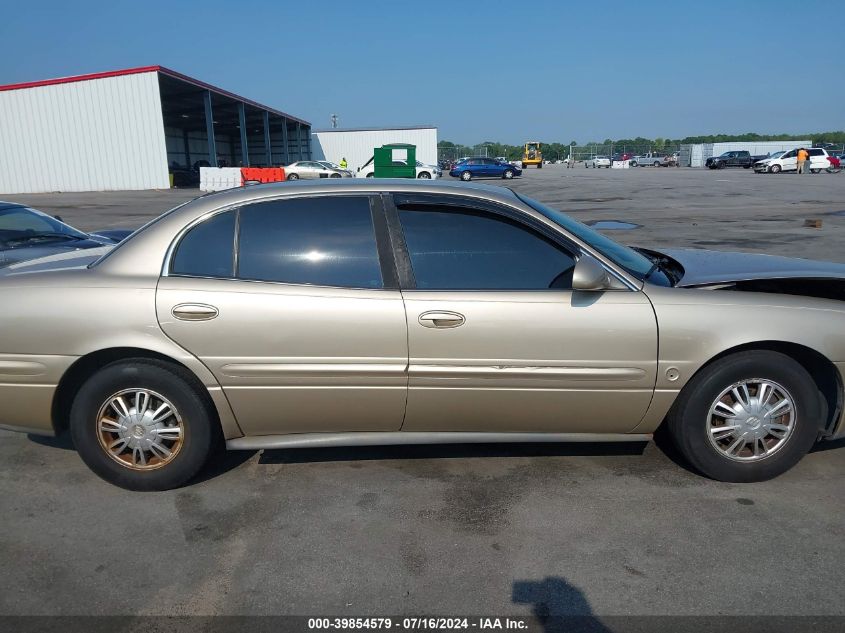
[808,149,824,157]
[237,196,382,288]
[171,210,235,278]
[398,206,576,290]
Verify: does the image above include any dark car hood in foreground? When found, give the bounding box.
[653,248,845,287]
[0,237,115,268]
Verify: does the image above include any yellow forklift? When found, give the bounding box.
[521,141,543,169]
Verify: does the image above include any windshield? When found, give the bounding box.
[515,193,656,279]
[0,206,88,247]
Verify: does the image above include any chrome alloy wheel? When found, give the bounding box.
[706,379,795,462]
[96,389,185,470]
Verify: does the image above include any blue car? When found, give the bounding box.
[449,157,522,181]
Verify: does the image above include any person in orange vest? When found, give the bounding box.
[797,148,809,174]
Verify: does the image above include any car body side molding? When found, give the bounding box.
[226,431,653,450]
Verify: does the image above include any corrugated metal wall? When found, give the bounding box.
[685,141,811,167]
[0,72,170,193]
[312,128,438,173]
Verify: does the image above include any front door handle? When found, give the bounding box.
[418,311,465,328]
[172,303,219,321]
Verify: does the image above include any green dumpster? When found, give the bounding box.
[374,143,416,178]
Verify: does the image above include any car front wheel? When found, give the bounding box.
[286,173,299,180]
[70,359,218,490]
[771,164,782,173]
[503,169,514,179]
[460,171,472,181]
[666,350,821,482]
[417,172,431,179]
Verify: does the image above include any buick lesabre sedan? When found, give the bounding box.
[1,180,844,490]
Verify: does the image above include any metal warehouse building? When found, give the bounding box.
[312,126,438,175]
[0,66,311,193]
[680,141,811,168]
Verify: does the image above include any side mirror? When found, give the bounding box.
[572,254,611,291]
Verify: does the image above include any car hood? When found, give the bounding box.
[0,245,113,275]
[651,248,845,287]
[0,237,115,269]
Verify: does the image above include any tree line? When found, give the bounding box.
[439,131,845,161]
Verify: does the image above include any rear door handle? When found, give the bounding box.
[418,311,465,328]
[172,303,219,321]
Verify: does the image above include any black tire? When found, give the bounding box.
[366,173,374,178]
[417,171,431,179]
[330,173,341,178]
[502,169,514,179]
[771,164,782,174]
[537,162,543,168]
[286,173,299,180]
[666,350,821,482]
[460,171,472,181]
[70,359,218,491]
[810,169,821,174]
[630,161,638,167]
[743,165,751,169]
[653,161,660,167]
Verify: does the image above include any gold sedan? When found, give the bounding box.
[1,180,843,489]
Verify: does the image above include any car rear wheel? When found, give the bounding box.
[330,173,341,178]
[503,169,514,179]
[653,161,660,167]
[70,359,218,491]
[771,164,782,174]
[366,173,374,178]
[417,172,431,179]
[460,171,472,181]
[666,350,821,482]
[810,169,821,174]
[287,173,299,180]
[630,161,638,167]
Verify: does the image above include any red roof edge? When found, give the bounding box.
[0,65,162,92]
[0,64,310,126]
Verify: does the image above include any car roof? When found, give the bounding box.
[198,178,520,204]
[0,202,28,212]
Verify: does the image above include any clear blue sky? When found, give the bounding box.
[3,1,843,144]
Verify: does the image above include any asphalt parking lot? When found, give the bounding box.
[2,167,845,619]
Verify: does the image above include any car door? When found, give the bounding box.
[808,149,825,171]
[781,149,798,171]
[482,158,499,176]
[156,194,408,436]
[388,194,658,434]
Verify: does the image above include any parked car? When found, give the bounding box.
[585,156,611,168]
[705,151,768,169]
[449,157,522,180]
[356,157,438,179]
[284,161,353,180]
[418,160,443,178]
[629,153,674,167]
[0,202,133,268]
[753,148,833,174]
[3,180,845,490]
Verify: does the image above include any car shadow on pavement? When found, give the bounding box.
[512,576,611,632]
[257,441,649,465]
[28,431,75,450]
[810,437,845,453]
